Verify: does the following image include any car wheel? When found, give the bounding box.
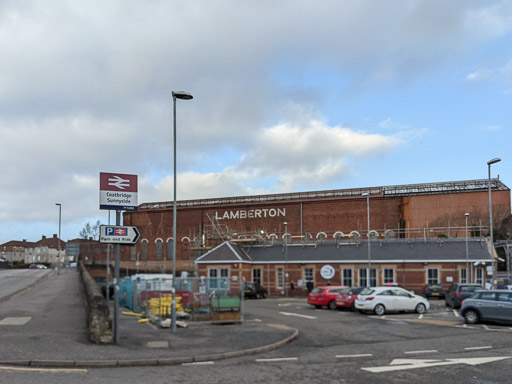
[350,302,356,312]
[415,303,426,314]
[374,304,385,316]
[464,309,479,324]
[328,300,337,310]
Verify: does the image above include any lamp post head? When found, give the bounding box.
[55,203,61,207]
[465,212,470,217]
[487,158,501,166]
[362,192,369,197]
[172,91,193,100]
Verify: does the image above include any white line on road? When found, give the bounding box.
[452,309,459,317]
[182,361,215,366]
[336,354,373,358]
[0,366,88,373]
[256,357,299,362]
[278,311,316,319]
[464,346,492,351]
[418,314,424,320]
[483,325,490,330]
[404,350,438,355]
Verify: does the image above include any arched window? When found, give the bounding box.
[167,238,173,260]
[141,239,148,261]
[155,239,163,260]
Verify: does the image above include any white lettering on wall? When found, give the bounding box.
[214,208,286,220]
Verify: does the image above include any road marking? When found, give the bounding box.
[464,346,492,351]
[361,357,511,373]
[0,317,32,325]
[256,357,298,362]
[404,350,438,354]
[336,354,373,358]
[452,310,459,317]
[182,361,214,366]
[0,366,87,373]
[418,314,424,320]
[408,319,458,326]
[278,303,291,307]
[483,325,490,330]
[278,311,316,320]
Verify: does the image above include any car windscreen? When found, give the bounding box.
[359,287,374,296]
[349,287,365,295]
[311,288,324,294]
[338,288,350,294]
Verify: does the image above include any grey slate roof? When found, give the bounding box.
[196,239,493,264]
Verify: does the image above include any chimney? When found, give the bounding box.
[53,234,58,239]
[42,235,46,240]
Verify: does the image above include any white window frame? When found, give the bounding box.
[383,268,395,284]
[427,268,439,285]
[277,268,284,289]
[460,268,467,283]
[342,268,353,287]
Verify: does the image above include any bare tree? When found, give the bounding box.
[79,220,101,240]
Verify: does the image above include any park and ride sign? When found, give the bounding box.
[99,172,138,211]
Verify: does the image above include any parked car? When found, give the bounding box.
[335,287,365,311]
[460,290,512,324]
[422,284,445,299]
[355,286,430,315]
[29,264,47,269]
[307,286,348,310]
[244,282,267,299]
[444,283,482,309]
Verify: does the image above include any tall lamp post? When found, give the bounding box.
[171,91,193,333]
[488,158,501,288]
[362,192,371,287]
[284,222,288,296]
[55,203,62,275]
[465,212,470,283]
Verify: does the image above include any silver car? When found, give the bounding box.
[460,290,512,324]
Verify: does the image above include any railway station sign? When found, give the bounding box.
[99,172,138,211]
[99,225,140,244]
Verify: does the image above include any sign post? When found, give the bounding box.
[99,172,138,344]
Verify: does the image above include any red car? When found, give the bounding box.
[307,286,347,310]
[335,287,365,311]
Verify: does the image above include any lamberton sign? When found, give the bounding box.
[214,208,286,220]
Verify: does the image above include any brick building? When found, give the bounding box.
[122,178,511,278]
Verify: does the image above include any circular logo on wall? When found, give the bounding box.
[320,264,335,280]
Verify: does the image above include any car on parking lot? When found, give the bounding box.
[444,283,482,309]
[308,286,347,310]
[335,287,365,311]
[460,289,512,324]
[354,286,430,315]
[422,284,445,299]
[29,264,47,269]
[244,282,267,299]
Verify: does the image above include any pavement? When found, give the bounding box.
[0,268,298,368]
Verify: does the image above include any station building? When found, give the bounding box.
[121,178,511,292]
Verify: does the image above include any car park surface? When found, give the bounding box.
[460,289,512,324]
[444,283,482,308]
[307,285,347,309]
[355,286,430,315]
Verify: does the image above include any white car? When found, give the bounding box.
[355,286,430,315]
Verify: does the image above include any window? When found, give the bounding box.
[342,268,353,287]
[479,292,496,301]
[359,268,376,287]
[383,269,394,284]
[460,268,467,283]
[277,268,284,288]
[208,268,229,290]
[141,240,148,261]
[252,268,262,285]
[476,268,484,285]
[498,292,512,302]
[130,246,136,261]
[155,239,163,260]
[427,268,439,285]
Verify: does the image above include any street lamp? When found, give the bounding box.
[362,192,371,287]
[55,203,62,275]
[171,90,193,333]
[465,213,470,283]
[284,222,288,297]
[488,158,501,288]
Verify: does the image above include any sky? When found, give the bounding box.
[1,0,511,244]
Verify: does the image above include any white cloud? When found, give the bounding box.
[466,68,493,82]
[482,125,502,132]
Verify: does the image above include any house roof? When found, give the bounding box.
[196,239,493,264]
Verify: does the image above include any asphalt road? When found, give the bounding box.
[2,281,512,383]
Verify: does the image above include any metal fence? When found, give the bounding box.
[119,275,243,324]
